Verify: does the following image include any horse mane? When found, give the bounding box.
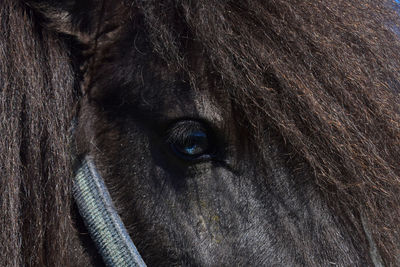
[1,0,399,266]
[0,1,79,265]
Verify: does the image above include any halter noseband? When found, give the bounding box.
[73,156,146,267]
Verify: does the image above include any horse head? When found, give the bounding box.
[1,0,399,266]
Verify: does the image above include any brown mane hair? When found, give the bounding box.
[0,1,79,265]
[1,0,399,265]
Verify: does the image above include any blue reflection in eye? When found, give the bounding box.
[183,131,207,154]
[171,130,210,159]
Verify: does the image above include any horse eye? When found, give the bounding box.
[167,121,212,161]
[173,130,208,157]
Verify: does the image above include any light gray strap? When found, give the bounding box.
[361,213,384,267]
[73,156,147,267]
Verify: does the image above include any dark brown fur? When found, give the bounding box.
[1,0,399,265]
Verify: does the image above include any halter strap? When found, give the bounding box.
[73,156,147,267]
[361,214,384,267]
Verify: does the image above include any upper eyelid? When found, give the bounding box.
[165,120,207,144]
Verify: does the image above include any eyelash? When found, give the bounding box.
[166,121,202,144]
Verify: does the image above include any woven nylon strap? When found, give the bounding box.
[73,156,147,267]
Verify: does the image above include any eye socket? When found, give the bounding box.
[166,120,214,161]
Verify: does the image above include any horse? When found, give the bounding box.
[1,0,399,266]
